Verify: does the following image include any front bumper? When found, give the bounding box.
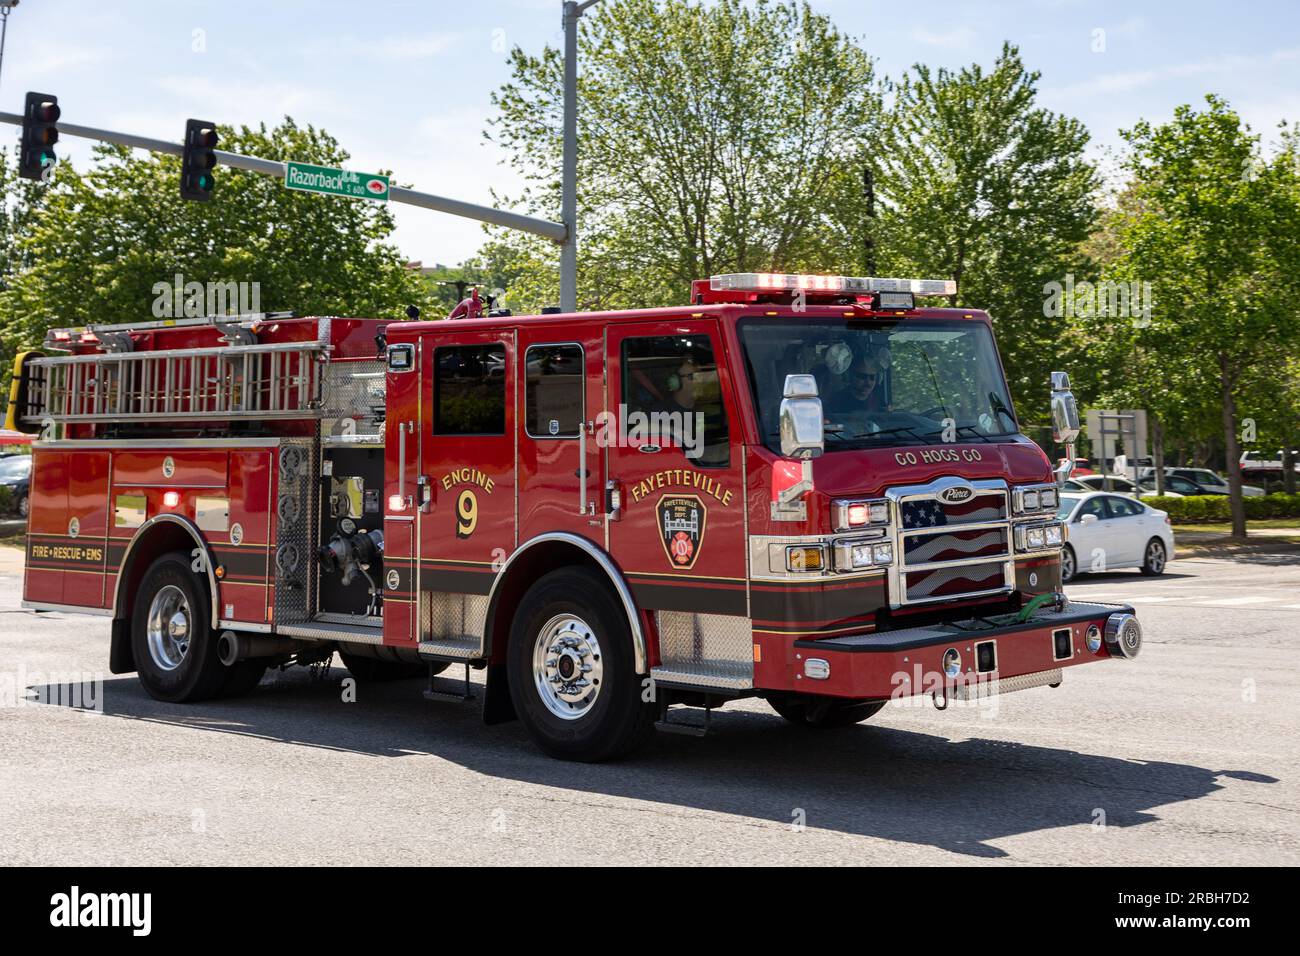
[761,600,1136,700]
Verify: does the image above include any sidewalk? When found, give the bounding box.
[1174,526,1300,557]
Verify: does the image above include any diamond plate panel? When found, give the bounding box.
[420,591,488,656]
[273,437,318,626]
[953,667,1063,701]
[654,611,753,689]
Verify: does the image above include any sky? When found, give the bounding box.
[2,0,1298,268]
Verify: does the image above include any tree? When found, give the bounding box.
[1103,97,1300,536]
[0,119,426,367]
[861,43,1099,405]
[485,0,883,313]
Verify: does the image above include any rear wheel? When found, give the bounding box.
[1140,538,1167,576]
[507,567,655,762]
[769,695,885,728]
[1060,544,1078,583]
[17,494,29,519]
[132,552,228,703]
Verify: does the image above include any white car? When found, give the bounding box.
[1063,474,1175,499]
[1056,491,1175,583]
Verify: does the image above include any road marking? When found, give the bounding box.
[1200,595,1280,606]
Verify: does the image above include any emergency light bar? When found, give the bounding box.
[710,273,957,297]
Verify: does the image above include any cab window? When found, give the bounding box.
[621,335,730,468]
[435,345,506,435]
[525,344,583,438]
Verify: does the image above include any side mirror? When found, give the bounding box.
[1050,371,1081,487]
[779,374,824,460]
[1079,512,1098,525]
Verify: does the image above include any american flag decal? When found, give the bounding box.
[899,489,1010,603]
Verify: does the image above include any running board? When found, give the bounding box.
[276,621,384,645]
[418,637,481,661]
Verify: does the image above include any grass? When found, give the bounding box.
[1173,518,1300,533]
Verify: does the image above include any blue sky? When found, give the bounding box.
[2,0,1298,266]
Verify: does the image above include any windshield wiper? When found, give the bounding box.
[850,424,930,443]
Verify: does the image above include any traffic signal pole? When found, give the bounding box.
[0,110,568,243]
[560,0,602,314]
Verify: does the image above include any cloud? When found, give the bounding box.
[1049,46,1300,101]
[355,33,460,60]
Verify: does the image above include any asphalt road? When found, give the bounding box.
[0,545,1295,866]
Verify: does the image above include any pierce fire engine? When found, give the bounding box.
[6,272,1142,761]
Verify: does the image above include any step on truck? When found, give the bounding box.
[6,272,1142,761]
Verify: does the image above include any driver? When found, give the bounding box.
[827,355,886,416]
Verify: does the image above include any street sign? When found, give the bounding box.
[284,161,389,202]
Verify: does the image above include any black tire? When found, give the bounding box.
[131,552,228,703]
[769,695,885,728]
[17,495,29,519]
[219,660,268,697]
[506,567,656,762]
[1140,538,1168,576]
[339,651,439,682]
[1060,544,1078,583]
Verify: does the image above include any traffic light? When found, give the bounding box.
[180,119,219,201]
[19,92,60,181]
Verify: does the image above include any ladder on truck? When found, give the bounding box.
[16,315,328,427]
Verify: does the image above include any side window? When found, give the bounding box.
[525,344,583,438]
[435,345,506,435]
[621,334,730,468]
[1109,497,1141,518]
[1077,497,1108,521]
[1168,476,1198,494]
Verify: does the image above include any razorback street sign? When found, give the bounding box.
[284,160,390,201]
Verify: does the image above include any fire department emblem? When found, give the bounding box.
[657,494,706,571]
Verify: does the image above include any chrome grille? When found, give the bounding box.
[889,480,1013,607]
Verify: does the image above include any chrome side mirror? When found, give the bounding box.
[779,374,824,460]
[1050,370,1081,487]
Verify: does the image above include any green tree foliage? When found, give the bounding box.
[486,0,882,312]
[0,119,425,365]
[1092,97,1300,534]
[864,44,1098,404]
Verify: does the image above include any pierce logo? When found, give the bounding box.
[938,486,974,504]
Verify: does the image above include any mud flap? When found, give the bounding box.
[481,661,517,725]
[109,619,136,674]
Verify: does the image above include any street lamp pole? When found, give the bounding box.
[0,2,19,97]
[560,0,600,314]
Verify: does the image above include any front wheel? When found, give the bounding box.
[1140,538,1168,576]
[132,552,228,702]
[507,567,656,762]
[17,494,29,519]
[769,696,885,728]
[1060,544,1078,583]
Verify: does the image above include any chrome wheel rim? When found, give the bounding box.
[146,585,192,671]
[1061,548,1075,580]
[1147,541,1165,572]
[532,613,603,720]
[18,496,28,518]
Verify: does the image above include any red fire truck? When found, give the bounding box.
[6,272,1142,761]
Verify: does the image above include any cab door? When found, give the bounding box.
[604,320,747,617]
[419,330,517,612]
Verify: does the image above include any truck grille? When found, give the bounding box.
[894,485,1011,606]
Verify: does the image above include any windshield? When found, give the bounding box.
[0,456,31,479]
[1056,495,1081,519]
[737,318,1018,452]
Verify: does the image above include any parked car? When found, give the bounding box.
[0,455,31,519]
[1240,450,1300,482]
[1055,491,1174,583]
[1063,474,1175,499]
[1057,456,1094,476]
[1136,466,1263,497]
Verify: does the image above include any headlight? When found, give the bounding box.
[834,538,893,570]
[1027,527,1046,550]
[834,498,890,531]
[1041,488,1057,508]
[1023,489,1040,511]
[872,542,893,565]
[1044,524,1063,547]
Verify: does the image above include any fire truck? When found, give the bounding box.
[5,272,1142,761]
